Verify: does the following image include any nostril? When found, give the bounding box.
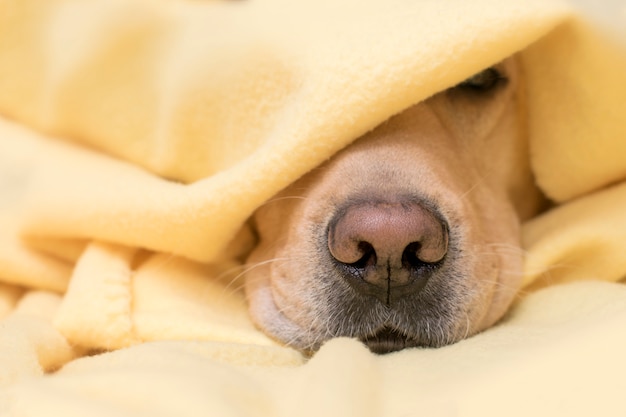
[402,242,427,269]
[349,242,377,269]
[401,240,444,273]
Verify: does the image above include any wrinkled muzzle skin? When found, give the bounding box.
[245,57,545,354]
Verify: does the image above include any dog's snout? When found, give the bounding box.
[328,200,448,303]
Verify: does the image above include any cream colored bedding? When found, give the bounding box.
[1,0,626,415]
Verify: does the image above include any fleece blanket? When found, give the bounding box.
[1,0,626,415]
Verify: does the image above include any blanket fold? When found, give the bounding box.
[523,18,626,202]
[1,0,626,415]
[6,282,626,417]
[1,0,572,263]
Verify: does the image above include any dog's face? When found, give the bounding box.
[245,57,545,354]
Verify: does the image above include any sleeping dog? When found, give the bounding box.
[245,56,546,354]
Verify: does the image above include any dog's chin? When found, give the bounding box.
[359,326,422,354]
[255,311,466,355]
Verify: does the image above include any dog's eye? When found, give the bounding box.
[456,67,505,92]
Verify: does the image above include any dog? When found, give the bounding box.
[244,56,546,354]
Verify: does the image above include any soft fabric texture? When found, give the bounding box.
[1,0,626,415]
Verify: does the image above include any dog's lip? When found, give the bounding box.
[359,326,420,354]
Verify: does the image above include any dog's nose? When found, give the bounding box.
[328,200,448,304]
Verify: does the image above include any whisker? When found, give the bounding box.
[457,175,487,201]
[475,249,525,257]
[233,256,292,279]
[254,195,311,212]
[463,312,471,340]
[478,244,578,285]
[214,257,298,301]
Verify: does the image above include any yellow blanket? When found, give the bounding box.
[1,0,626,415]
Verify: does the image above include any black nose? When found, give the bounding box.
[328,199,448,305]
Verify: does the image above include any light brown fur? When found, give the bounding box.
[245,56,545,354]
